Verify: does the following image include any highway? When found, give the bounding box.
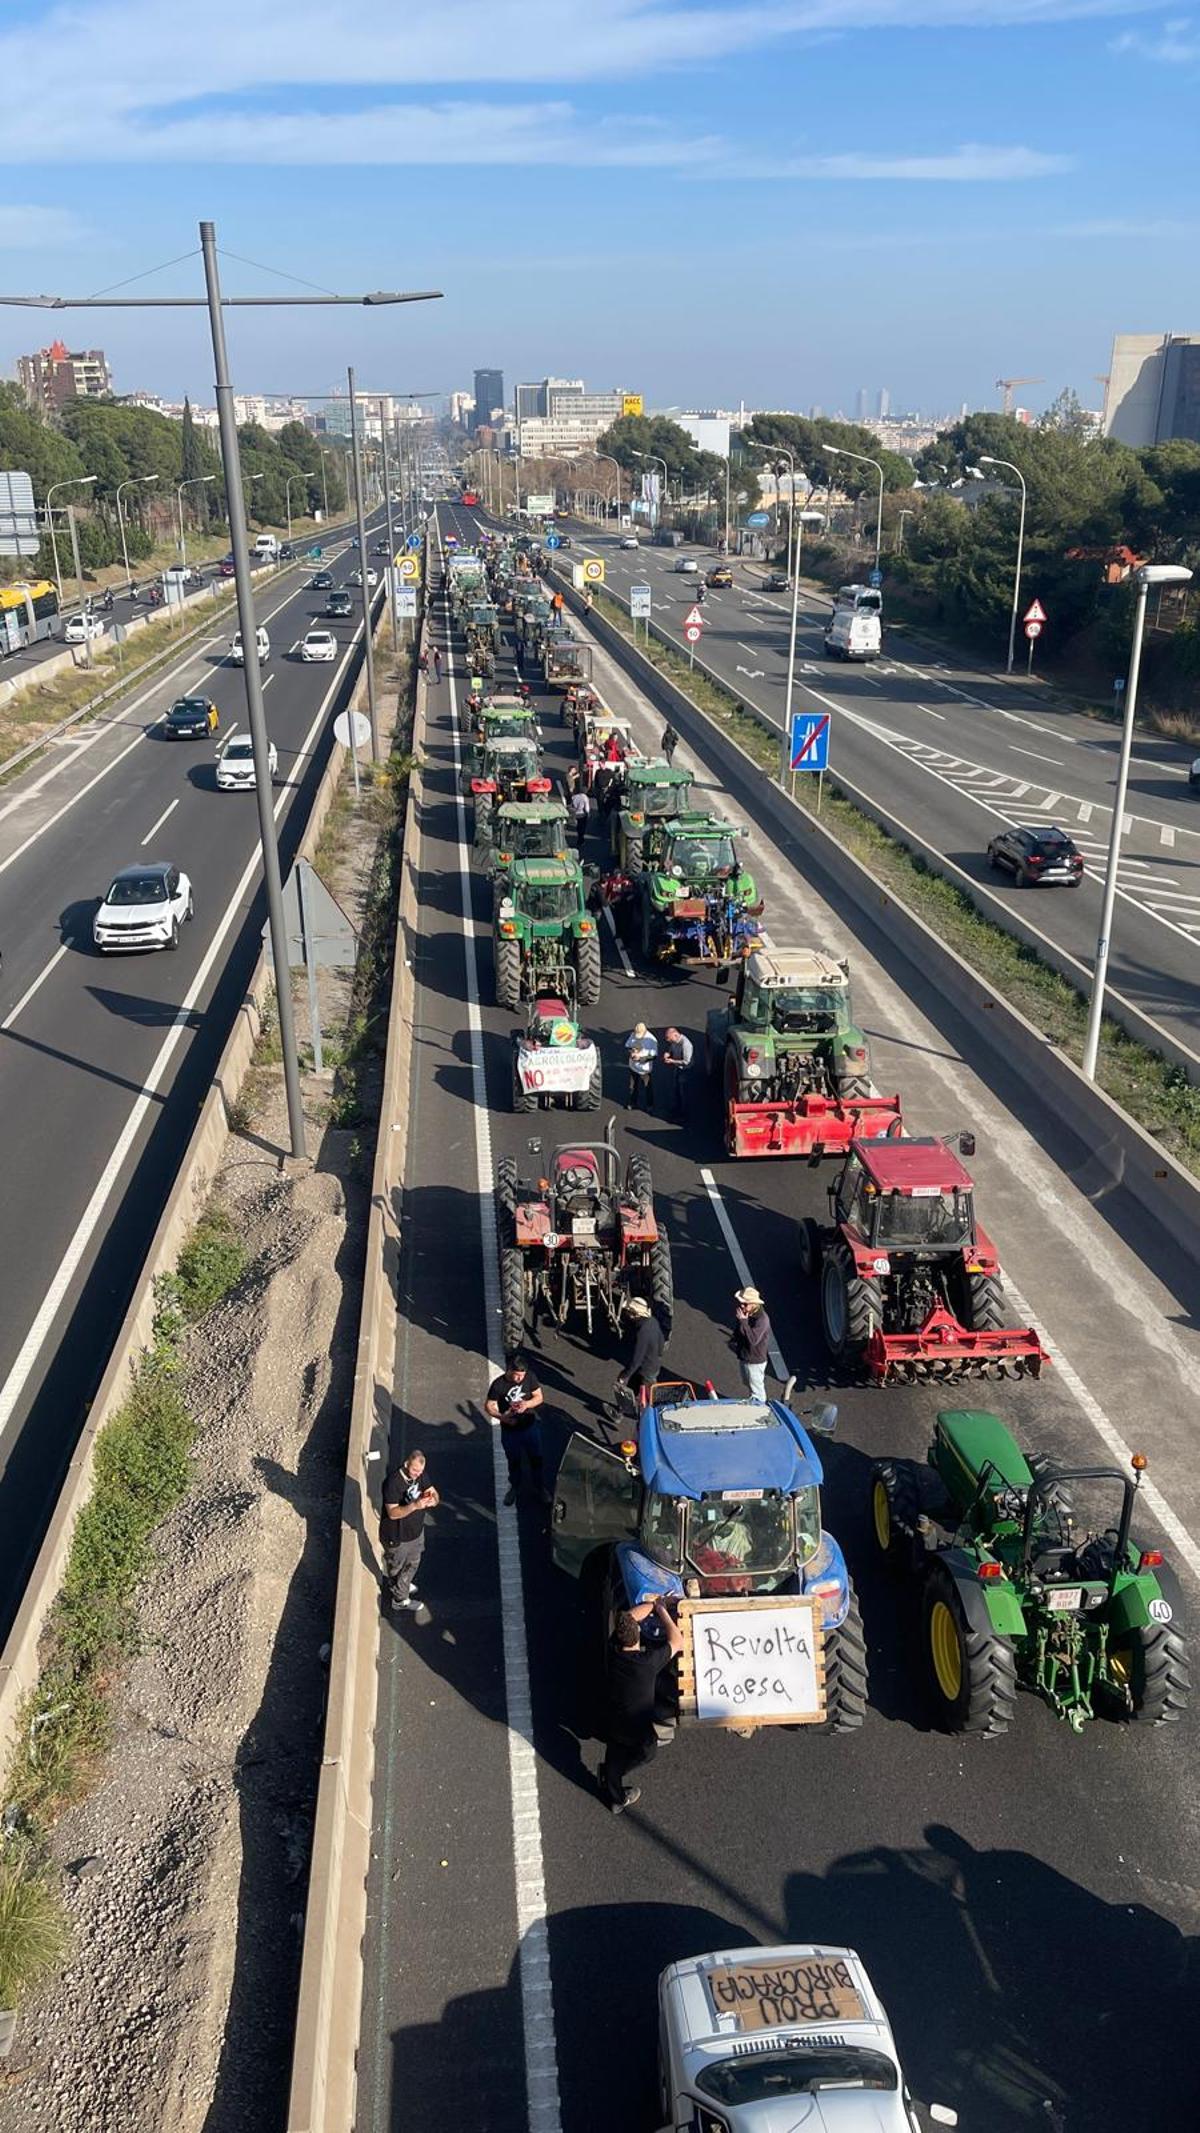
[355,502,1200,2133]
[562,526,1200,1065]
[0,519,390,1637]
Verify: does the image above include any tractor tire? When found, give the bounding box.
[923,1562,1017,1737]
[821,1587,868,1732]
[512,1064,538,1114]
[578,1054,603,1111]
[836,1074,871,1102]
[500,1244,528,1359]
[496,1157,518,1243]
[625,833,645,877]
[1025,1451,1075,1524]
[820,1242,881,1364]
[870,1458,924,1577]
[797,1218,823,1282]
[1102,1622,1190,1725]
[627,1153,654,1212]
[964,1271,1006,1331]
[495,937,522,1011]
[474,794,493,847]
[575,931,602,1007]
[649,1234,674,1334]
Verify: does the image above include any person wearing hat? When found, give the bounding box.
[624,1022,658,1111]
[612,1295,665,1418]
[732,1287,772,1403]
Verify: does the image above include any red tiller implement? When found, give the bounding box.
[863,1306,1050,1386]
[727,1090,903,1160]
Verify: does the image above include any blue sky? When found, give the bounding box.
[0,0,1195,419]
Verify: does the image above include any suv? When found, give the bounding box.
[325,589,354,619]
[987,823,1084,886]
[93,860,193,954]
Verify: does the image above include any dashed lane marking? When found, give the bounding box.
[140,797,179,847]
[699,1170,790,1385]
[0,943,71,1033]
[602,903,636,978]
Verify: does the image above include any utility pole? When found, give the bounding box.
[347,364,381,761]
[380,401,399,640]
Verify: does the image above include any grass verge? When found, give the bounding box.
[590,584,1200,1174]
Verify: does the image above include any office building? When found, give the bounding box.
[855,387,868,424]
[679,411,732,457]
[18,339,112,415]
[449,390,475,428]
[1103,333,1200,446]
[877,387,891,420]
[472,369,505,432]
[515,381,548,421]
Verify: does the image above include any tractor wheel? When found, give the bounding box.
[870,1458,924,1577]
[1102,1623,1190,1725]
[649,1234,674,1334]
[512,1064,538,1115]
[627,1153,654,1212]
[474,794,493,847]
[495,937,522,1011]
[964,1271,1005,1331]
[821,1587,868,1733]
[575,931,602,1007]
[923,1563,1017,1737]
[500,1244,528,1358]
[625,833,645,877]
[1025,1451,1075,1523]
[820,1242,880,1363]
[836,1074,871,1102]
[797,1218,823,1282]
[579,1054,603,1111]
[496,1157,518,1243]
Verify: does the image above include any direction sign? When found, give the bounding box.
[745,510,770,529]
[395,587,418,619]
[789,710,831,773]
[406,533,422,551]
[630,584,652,619]
[545,532,562,550]
[1024,598,1048,625]
[1024,620,1043,640]
[582,557,605,584]
[869,567,883,589]
[683,604,705,628]
[0,471,39,559]
[684,623,703,645]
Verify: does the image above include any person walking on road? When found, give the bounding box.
[380,1450,438,1611]
[612,1295,665,1418]
[599,1599,684,1813]
[485,1354,549,1506]
[661,722,679,766]
[660,1026,693,1122]
[432,643,442,683]
[732,1287,772,1403]
[625,1022,658,1111]
[570,783,593,851]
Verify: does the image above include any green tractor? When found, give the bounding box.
[494,857,603,1009]
[632,812,763,967]
[609,759,696,874]
[461,705,541,783]
[467,736,551,848]
[479,797,573,902]
[871,1410,1189,1736]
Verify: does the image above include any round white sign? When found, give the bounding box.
[333,709,372,750]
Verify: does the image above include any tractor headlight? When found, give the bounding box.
[747,1063,762,1078]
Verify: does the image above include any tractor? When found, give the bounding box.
[544,637,593,692]
[577,710,641,799]
[496,1124,673,1353]
[461,704,541,781]
[870,1410,1188,1734]
[633,813,764,968]
[459,688,531,740]
[478,797,572,901]
[705,947,902,1158]
[798,1135,1048,1384]
[609,759,696,874]
[552,1381,867,1736]
[468,736,551,847]
[493,856,602,1009]
[511,984,602,1112]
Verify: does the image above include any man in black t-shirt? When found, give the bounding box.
[485,1353,549,1507]
[379,1449,438,1610]
[600,1598,684,1813]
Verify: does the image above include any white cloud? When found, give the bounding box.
[1110,14,1200,58]
[0,206,84,248]
[705,144,1073,180]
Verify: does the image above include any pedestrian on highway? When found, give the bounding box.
[485,1354,550,1506]
[380,1449,438,1612]
[432,644,442,683]
[625,1022,658,1110]
[660,1026,693,1122]
[612,1296,665,1419]
[570,783,593,850]
[599,1599,684,1814]
[731,1287,772,1403]
[661,722,679,765]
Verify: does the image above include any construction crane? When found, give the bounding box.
[996,375,1043,415]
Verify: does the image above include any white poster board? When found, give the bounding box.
[681,1597,824,1727]
[515,1043,593,1096]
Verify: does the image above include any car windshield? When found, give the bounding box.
[641,785,685,815]
[494,748,538,776]
[685,1496,793,1576]
[518,884,578,922]
[873,1188,973,1248]
[1031,834,1074,856]
[745,985,843,1031]
[170,699,206,719]
[697,2048,898,2106]
[510,821,563,857]
[672,836,735,876]
[484,716,530,739]
[225,738,253,758]
[106,874,166,906]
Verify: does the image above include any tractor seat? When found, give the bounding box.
[556,1150,599,1181]
[534,996,569,1022]
[1029,1545,1079,1582]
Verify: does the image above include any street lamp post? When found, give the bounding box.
[115,474,158,596]
[378,402,399,639]
[242,470,264,528]
[822,444,885,569]
[593,452,623,523]
[347,365,380,762]
[749,444,796,576]
[631,450,669,531]
[977,454,1028,674]
[284,472,302,548]
[177,473,216,573]
[1081,562,1193,1080]
[44,475,96,609]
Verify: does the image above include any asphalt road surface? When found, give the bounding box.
[0,516,391,1638]
[356,503,1200,2133]
[563,525,1200,1067]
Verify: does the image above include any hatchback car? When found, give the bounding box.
[674,556,700,574]
[164,695,219,740]
[218,558,236,577]
[706,565,734,588]
[217,733,278,790]
[93,861,193,954]
[365,567,379,587]
[763,569,791,591]
[301,628,338,662]
[619,534,639,550]
[311,569,334,591]
[325,589,354,618]
[987,823,1084,886]
[63,612,105,644]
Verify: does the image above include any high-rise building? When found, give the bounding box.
[472,369,504,432]
[877,387,891,420]
[855,387,868,424]
[515,382,547,422]
[1104,333,1200,446]
[448,390,475,428]
[18,339,112,415]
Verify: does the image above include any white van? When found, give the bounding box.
[834,583,883,618]
[231,626,270,665]
[252,534,280,564]
[825,605,881,660]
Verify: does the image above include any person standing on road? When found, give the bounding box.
[625,1022,658,1110]
[731,1287,772,1403]
[432,643,442,683]
[380,1450,438,1611]
[599,1599,684,1814]
[660,1026,693,1122]
[612,1295,665,1418]
[570,783,593,850]
[485,1354,549,1506]
[661,722,679,765]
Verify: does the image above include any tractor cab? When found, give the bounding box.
[730,948,851,1034]
[621,760,695,819]
[505,858,589,929]
[657,814,745,885]
[473,735,548,801]
[491,800,571,869]
[831,1137,979,1257]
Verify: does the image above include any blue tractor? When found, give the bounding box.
[551,1380,867,1735]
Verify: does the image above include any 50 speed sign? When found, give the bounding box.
[582,557,606,585]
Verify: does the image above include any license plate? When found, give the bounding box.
[1046,1586,1082,1612]
[572,1218,596,1237]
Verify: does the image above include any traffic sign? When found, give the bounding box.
[683,604,705,628]
[395,587,418,618]
[869,567,883,589]
[684,623,703,645]
[406,533,422,551]
[582,557,605,584]
[789,710,831,773]
[545,532,562,550]
[308,544,323,560]
[630,584,652,619]
[1024,598,1047,624]
[398,555,422,581]
[1024,620,1043,640]
[333,709,372,753]
[745,510,770,529]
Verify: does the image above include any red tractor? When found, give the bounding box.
[496,1127,673,1355]
[798,1135,1048,1384]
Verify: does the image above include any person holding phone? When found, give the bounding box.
[380,1449,438,1611]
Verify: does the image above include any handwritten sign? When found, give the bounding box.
[706,1956,867,2033]
[681,1598,823,1726]
[515,1044,593,1095]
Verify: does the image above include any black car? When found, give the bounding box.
[164,694,220,740]
[325,589,354,618]
[987,823,1084,886]
[763,570,791,591]
[556,533,573,550]
[279,542,294,560]
[311,570,334,590]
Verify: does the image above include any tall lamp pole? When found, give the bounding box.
[284,472,302,548]
[347,365,380,762]
[177,472,215,572]
[749,443,796,575]
[977,453,1028,674]
[44,474,96,608]
[1081,562,1192,1079]
[593,451,623,523]
[823,443,885,569]
[115,473,157,595]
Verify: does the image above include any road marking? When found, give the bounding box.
[699,1171,790,1383]
[1042,792,1062,810]
[916,703,947,720]
[1161,823,1176,847]
[1011,747,1064,765]
[0,942,71,1032]
[1078,801,1093,822]
[261,673,276,690]
[140,797,179,847]
[602,902,636,978]
[1010,782,1030,799]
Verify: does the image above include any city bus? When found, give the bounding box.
[0,579,58,656]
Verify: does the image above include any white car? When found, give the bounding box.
[656,1945,956,2133]
[93,860,193,954]
[673,556,700,574]
[231,626,270,665]
[365,567,379,587]
[164,563,195,585]
[64,612,105,643]
[217,733,278,790]
[620,534,639,550]
[301,628,338,663]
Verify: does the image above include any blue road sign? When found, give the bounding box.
[544,532,562,549]
[406,533,422,551]
[308,545,323,559]
[789,710,831,773]
[869,567,883,588]
[745,510,771,528]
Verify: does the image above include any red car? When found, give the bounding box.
[218,557,236,577]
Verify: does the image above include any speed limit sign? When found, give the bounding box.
[582,557,606,585]
[398,554,422,582]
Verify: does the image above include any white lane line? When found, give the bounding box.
[140,797,179,848]
[698,1169,790,1384]
[261,673,276,690]
[1011,747,1064,765]
[0,942,71,1032]
[602,903,636,978]
[440,536,562,2133]
[1010,782,1031,799]
[916,704,947,720]
[1078,801,1093,822]
[1042,792,1062,810]
[1161,823,1177,847]
[0,621,364,1443]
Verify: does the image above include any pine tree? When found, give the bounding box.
[180,397,205,484]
